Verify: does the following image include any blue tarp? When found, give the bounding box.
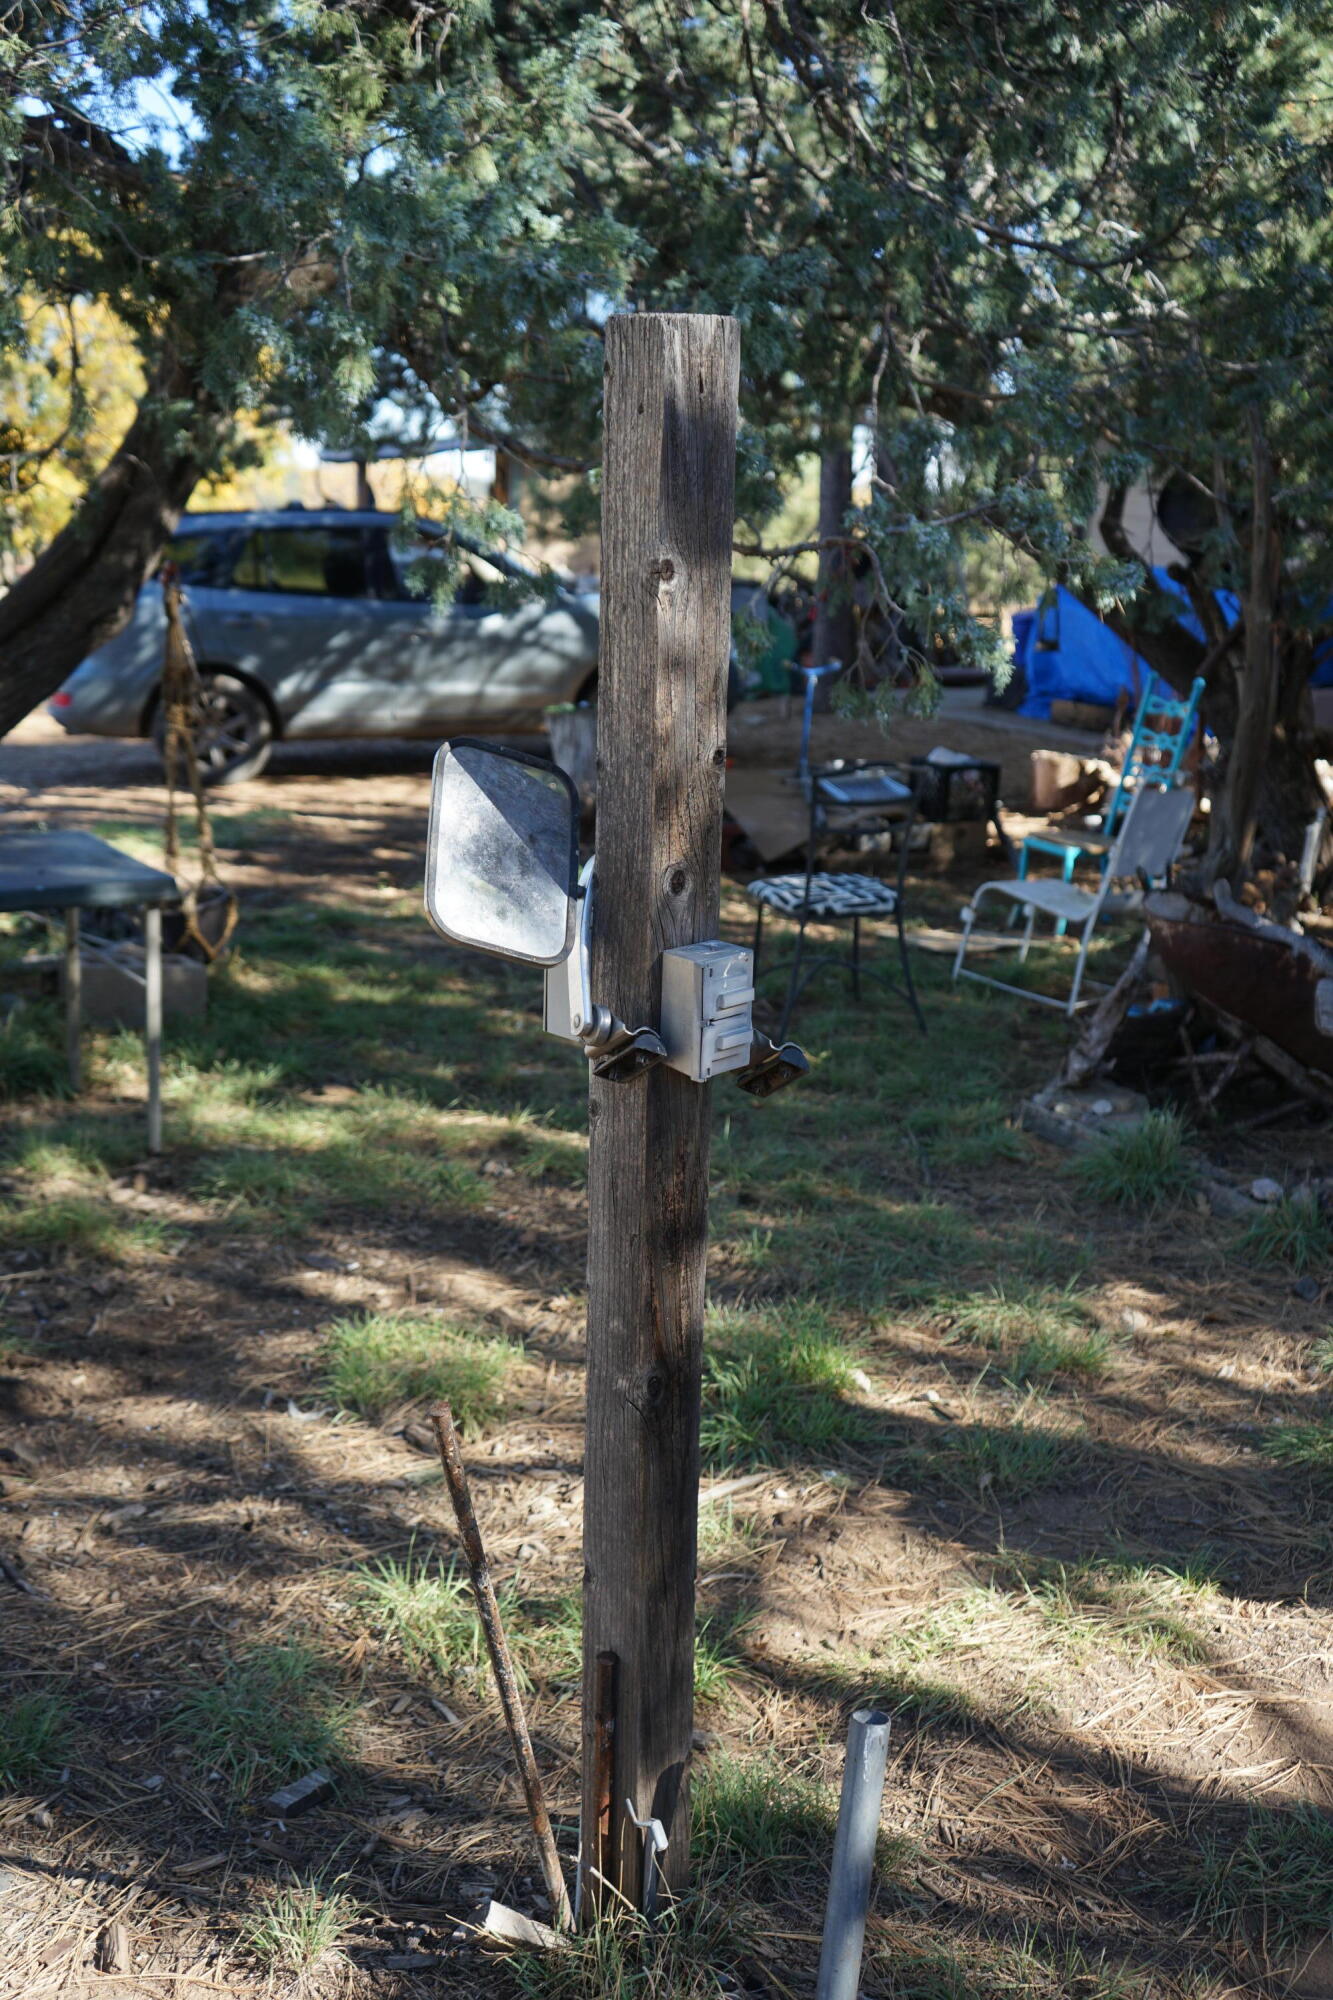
[1014,571,1240,721]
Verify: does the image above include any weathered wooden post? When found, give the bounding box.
[580,312,740,1914]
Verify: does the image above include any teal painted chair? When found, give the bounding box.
[1017,673,1204,933]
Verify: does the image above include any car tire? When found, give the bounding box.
[156,672,274,786]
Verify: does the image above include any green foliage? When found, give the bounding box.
[4,5,627,562]
[10,0,1333,797]
[691,1753,837,1884]
[356,1552,488,1681]
[1193,1804,1333,1953]
[1075,1112,1194,1214]
[0,1194,173,1263]
[240,1880,359,1972]
[699,1306,870,1469]
[931,1416,1083,1499]
[1240,1193,1333,1274]
[0,1691,70,1790]
[992,1555,1215,1665]
[693,1750,910,1889]
[0,1011,68,1101]
[1262,1418,1333,1486]
[941,1285,1111,1383]
[323,1312,516,1426]
[172,1644,354,1796]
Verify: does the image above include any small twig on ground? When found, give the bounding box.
[0,1548,38,1594]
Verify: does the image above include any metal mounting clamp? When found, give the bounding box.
[736,1032,810,1097]
[543,859,666,1080]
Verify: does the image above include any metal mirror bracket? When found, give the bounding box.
[543,858,667,1081]
[736,1033,810,1097]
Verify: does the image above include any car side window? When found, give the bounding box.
[231,533,267,592]
[388,540,509,609]
[165,529,236,588]
[266,527,371,598]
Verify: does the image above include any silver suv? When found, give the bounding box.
[49,508,600,782]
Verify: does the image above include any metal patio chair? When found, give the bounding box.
[952,781,1195,1016]
[747,758,926,1041]
[1016,673,1204,933]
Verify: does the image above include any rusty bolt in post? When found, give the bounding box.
[429,1401,573,1931]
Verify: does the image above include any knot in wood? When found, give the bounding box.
[652,558,676,584]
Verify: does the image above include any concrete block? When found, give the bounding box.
[62,946,207,1028]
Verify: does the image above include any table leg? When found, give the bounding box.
[145,906,162,1154]
[65,908,81,1093]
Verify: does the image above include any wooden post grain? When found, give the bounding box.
[580,312,740,1914]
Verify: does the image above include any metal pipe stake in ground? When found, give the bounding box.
[815,1707,891,2000]
[428,1400,573,1932]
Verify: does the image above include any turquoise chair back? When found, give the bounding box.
[1104,673,1204,832]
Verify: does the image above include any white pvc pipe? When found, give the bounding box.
[815,1708,891,2000]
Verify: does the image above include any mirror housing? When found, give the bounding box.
[425,739,578,965]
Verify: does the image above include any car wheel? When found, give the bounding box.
[156,672,274,786]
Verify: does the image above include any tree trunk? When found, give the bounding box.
[812,443,855,669]
[1090,472,1328,881]
[0,357,213,737]
[1253,648,1329,878]
[1202,416,1282,889]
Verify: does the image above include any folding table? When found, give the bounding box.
[0,831,180,1152]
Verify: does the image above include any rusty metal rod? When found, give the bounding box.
[429,1401,573,1932]
[588,1650,618,1925]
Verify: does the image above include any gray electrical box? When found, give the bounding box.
[660,942,755,1081]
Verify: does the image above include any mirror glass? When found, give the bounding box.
[425,740,578,965]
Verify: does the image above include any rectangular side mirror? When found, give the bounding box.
[425,738,579,966]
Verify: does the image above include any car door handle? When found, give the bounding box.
[220,612,271,630]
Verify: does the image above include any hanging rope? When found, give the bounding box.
[160,564,239,962]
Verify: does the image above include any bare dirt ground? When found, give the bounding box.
[2,706,1333,2000]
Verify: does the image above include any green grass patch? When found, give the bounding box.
[357,1550,502,1682]
[700,1305,870,1469]
[0,1194,173,1263]
[927,1413,1083,1498]
[511,1906,735,2000]
[1241,1192,1333,1273]
[240,1879,359,1971]
[1263,1417,1333,1486]
[1193,1802,1333,1952]
[940,1284,1111,1383]
[184,1086,490,1228]
[696,1499,764,1567]
[0,1011,69,1101]
[693,1749,908,1891]
[1074,1110,1194,1212]
[0,1690,71,1789]
[358,1552,742,1704]
[172,1643,354,1796]
[324,1311,516,1426]
[991,1554,1214,1664]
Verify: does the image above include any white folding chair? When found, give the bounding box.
[951,783,1194,1015]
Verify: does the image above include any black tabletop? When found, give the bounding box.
[0,830,180,913]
